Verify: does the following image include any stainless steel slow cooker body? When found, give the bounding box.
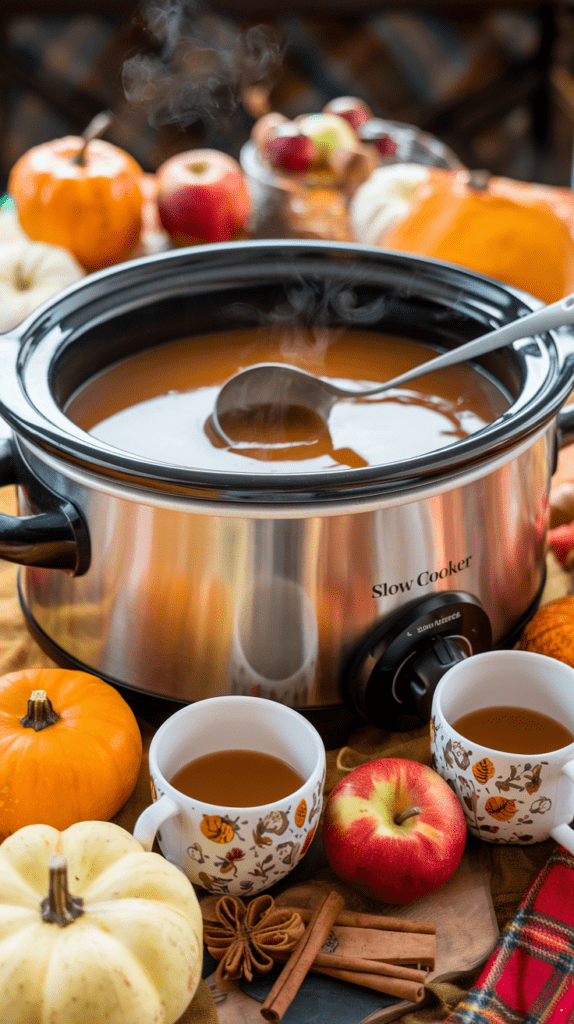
[1,240,573,741]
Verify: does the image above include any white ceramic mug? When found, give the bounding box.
[133,695,326,895]
[430,650,574,852]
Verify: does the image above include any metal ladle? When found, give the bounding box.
[212,292,574,445]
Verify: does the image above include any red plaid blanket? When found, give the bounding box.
[446,846,574,1024]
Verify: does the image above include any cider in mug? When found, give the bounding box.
[169,748,305,806]
[430,650,574,851]
[451,705,574,755]
[133,695,326,895]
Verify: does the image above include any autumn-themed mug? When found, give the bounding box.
[430,650,574,852]
[133,695,326,895]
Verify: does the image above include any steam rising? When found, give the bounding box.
[122,0,285,131]
[228,275,391,362]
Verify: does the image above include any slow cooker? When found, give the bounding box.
[0,240,573,746]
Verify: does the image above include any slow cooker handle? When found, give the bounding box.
[557,404,574,448]
[0,435,90,576]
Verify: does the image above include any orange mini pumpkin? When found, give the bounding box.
[0,667,142,838]
[519,595,574,667]
[8,134,144,272]
[383,169,574,304]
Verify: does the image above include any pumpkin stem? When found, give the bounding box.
[41,854,84,927]
[73,109,113,167]
[467,169,491,192]
[20,690,60,731]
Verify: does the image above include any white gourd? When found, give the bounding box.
[349,162,429,245]
[0,232,84,333]
[0,820,203,1024]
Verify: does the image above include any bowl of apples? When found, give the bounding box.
[241,96,464,241]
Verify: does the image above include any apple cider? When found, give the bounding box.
[452,705,574,755]
[64,326,510,473]
[169,748,305,806]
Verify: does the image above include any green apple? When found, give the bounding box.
[297,112,358,168]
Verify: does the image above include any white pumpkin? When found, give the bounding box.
[0,231,84,333]
[349,162,429,245]
[0,820,203,1024]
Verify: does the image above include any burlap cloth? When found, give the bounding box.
[0,466,571,1024]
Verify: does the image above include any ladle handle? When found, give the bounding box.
[377,291,574,391]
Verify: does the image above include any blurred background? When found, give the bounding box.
[2,1,574,193]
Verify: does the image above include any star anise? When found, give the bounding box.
[203,893,305,984]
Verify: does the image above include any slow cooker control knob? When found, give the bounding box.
[396,633,469,724]
[346,591,492,731]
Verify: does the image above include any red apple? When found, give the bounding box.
[264,122,316,173]
[251,111,289,152]
[359,119,398,158]
[323,757,467,904]
[156,149,251,245]
[323,96,373,132]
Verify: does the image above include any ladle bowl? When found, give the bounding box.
[212,291,574,446]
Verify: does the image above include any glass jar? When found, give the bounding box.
[240,119,464,242]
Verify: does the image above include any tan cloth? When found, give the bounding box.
[0,475,569,1024]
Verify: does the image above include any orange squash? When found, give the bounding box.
[383,169,574,304]
[0,667,142,838]
[8,133,144,273]
[519,595,574,667]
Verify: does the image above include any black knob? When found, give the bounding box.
[396,633,469,723]
[345,591,492,730]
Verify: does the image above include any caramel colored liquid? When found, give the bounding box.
[452,705,574,755]
[64,327,510,473]
[169,748,305,806]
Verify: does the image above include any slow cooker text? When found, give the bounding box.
[372,555,472,598]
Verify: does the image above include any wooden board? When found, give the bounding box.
[202,838,499,1024]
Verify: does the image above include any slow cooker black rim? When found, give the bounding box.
[1,240,572,504]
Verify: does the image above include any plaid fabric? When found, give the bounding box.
[446,846,574,1024]
[2,6,544,189]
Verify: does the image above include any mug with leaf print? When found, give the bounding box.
[133,695,325,895]
[430,650,574,851]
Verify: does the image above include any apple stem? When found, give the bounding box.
[394,806,421,826]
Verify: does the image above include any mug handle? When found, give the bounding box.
[133,795,180,851]
[550,759,574,857]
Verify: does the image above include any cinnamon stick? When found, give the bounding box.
[312,964,425,1002]
[312,953,427,982]
[324,925,435,967]
[260,891,345,1022]
[282,905,436,934]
